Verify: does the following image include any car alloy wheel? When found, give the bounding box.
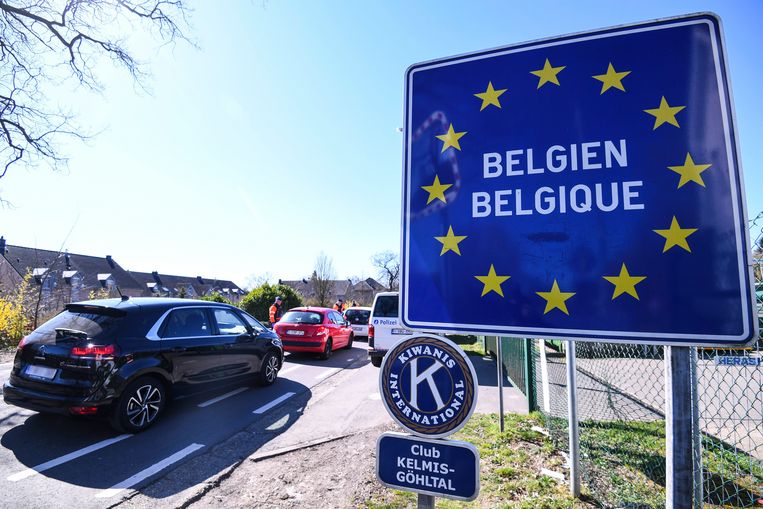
[257,352,280,386]
[126,383,162,428]
[111,376,166,433]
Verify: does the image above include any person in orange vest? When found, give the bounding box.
[269,296,283,327]
[333,298,345,312]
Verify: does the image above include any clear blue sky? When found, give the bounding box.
[0,1,761,288]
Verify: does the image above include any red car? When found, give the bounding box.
[274,307,354,359]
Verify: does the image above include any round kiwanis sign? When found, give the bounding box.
[379,336,478,438]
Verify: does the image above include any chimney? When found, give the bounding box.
[65,251,71,270]
[278,279,282,284]
[152,271,163,285]
[196,276,204,284]
[106,255,115,268]
[0,236,5,255]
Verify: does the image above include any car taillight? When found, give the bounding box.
[368,324,374,339]
[315,327,328,336]
[70,406,99,415]
[71,344,117,357]
[16,336,28,350]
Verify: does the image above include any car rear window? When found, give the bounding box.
[280,311,323,324]
[26,310,123,344]
[372,296,399,318]
[345,309,370,324]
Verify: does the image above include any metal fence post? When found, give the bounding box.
[566,340,580,497]
[524,338,537,411]
[418,494,435,509]
[690,347,703,509]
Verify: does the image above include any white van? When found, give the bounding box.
[368,292,414,367]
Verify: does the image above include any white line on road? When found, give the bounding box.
[95,443,204,498]
[8,435,132,482]
[253,392,295,414]
[315,368,340,381]
[197,387,249,408]
[278,365,301,377]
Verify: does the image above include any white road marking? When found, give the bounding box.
[95,443,204,498]
[8,435,132,481]
[368,393,381,400]
[278,365,301,377]
[315,368,340,381]
[197,387,249,408]
[253,392,296,414]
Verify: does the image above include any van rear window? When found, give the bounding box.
[372,296,399,318]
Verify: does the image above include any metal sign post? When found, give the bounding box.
[496,336,505,432]
[566,341,581,497]
[666,346,694,509]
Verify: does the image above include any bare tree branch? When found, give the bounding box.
[0,0,191,185]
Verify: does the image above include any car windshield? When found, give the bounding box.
[280,311,323,325]
[372,296,399,318]
[26,310,123,344]
[345,309,370,324]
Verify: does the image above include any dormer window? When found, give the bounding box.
[62,270,81,286]
[32,268,48,284]
[98,273,115,288]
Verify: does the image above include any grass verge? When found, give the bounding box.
[448,334,485,357]
[364,413,595,508]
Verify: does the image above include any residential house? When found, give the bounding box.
[279,277,386,306]
[128,271,244,302]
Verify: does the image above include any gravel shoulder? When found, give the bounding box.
[186,424,396,509]
[0,348,15,363]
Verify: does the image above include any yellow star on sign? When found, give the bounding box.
[421,175,452,204]
[434,226,467,256]
[474,81,507,111]
[653,216,698,253]
[435,124,467,152]
[644,96,685,129]
[530,58,566,89]
[474,264,511,297]
[536,280,575,315]
[592,63,631,94]
[668,153,712,189]
[603,263,647,300]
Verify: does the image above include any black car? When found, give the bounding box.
[3,297,283,432]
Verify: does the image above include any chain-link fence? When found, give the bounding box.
[525,214,763,508]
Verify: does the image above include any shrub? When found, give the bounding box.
[199,293,233,304]
[240,283,302,323]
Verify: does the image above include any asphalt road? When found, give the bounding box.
[0,344,379,509]
[0,343,524,509]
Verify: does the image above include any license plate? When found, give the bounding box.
[352,326,363,331]
[286,330,305,336]
[392,328,411,335]
[24,365,57,380]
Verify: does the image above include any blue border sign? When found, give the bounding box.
[380,336,478,438]
[376,432,480,501]
[400,13,757,346]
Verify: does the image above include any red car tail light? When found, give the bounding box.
[71,344,117,357]
[16,336,28,350]
[368,324,375,339]
[70,406,99,415]
[315,327,328,336]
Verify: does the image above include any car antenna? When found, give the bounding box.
[116,285,128,301]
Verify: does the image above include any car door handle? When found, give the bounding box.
[170,347,186,353]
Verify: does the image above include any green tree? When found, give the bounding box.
[240,283,302,323]
[199,293,232,305]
